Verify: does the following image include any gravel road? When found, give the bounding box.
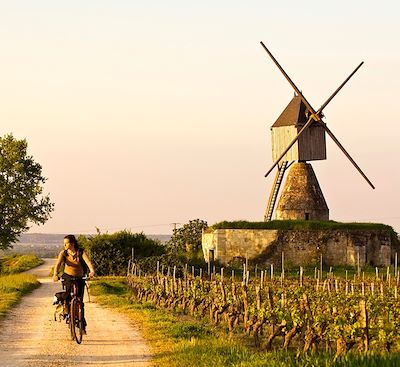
[0,259,151,367]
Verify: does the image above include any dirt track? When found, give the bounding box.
[0,259,151,367]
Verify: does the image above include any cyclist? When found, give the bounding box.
[53,234,95,333]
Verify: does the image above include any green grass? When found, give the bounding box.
[90,278,400,367]
[0,254,44,274]
[207,220,396,233]
[0,273,40,318]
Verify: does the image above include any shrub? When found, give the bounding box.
[78,230,165,276]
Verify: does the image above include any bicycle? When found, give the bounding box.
[61,275,88,344]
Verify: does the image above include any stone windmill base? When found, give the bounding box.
[275,162,329,221]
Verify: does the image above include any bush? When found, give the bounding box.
[78,230,165,276]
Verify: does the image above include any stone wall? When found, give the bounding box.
[202,229,391,267]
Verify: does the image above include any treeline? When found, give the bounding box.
[78,219,208,276]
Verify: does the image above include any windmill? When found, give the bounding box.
[261,42,375,222]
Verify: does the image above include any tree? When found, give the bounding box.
[78,230,165,276]
[167,219,208,253]
[0,134,54,249]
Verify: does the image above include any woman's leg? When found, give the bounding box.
[61,274,72,314]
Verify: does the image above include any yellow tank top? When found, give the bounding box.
[61,250,84,277]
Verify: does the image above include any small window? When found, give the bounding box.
[305,213,310,220]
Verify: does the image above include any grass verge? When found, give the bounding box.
[0,273,40,319]
[0,254,44,274]
[90,277,400,367]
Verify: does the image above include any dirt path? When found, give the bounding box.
[0,259,152,367]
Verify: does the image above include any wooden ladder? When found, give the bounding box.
[264,161,289,221]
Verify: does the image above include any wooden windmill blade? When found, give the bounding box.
[318,61,364,112]
[320,124,375,189]
[260,41,316,118]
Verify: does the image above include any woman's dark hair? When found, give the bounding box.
[64,234,80,251]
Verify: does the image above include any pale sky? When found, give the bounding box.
[1,1,399,236]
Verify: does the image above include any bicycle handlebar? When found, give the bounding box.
[59,275,89,282]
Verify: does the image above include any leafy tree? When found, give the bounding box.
[78,230,165,276]
[0,134,54,249]
[167,219,208,252]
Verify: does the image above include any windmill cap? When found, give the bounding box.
[272,95,309,128]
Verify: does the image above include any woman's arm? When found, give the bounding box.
[82,251,95,278]
[53,251,65,282]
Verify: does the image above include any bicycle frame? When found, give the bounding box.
[61,276,88,344]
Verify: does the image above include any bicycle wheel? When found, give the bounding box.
[69,299,77,341]
[71,298,84,344]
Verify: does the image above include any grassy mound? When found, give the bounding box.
[0,254,44,274]
[208,220,395,232]
[0,273,40,318]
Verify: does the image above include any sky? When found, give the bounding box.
[0,1,399,236]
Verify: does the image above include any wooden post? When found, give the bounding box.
[192,266,195,278]
[281,252,285,281]
[299,266,303,287]
[271,263,274,280]
[320,253,323,279]
[375,267,379,281]
[314,267,317,279]
[127,259,131,277]
[359,300,369,352]
[395,253,398,278]
[231,269,234,282]
[345,270,348,282]
[261,270,264,288]
[156,261,160,275]
[173,266,176,281]
[200,268,203,279]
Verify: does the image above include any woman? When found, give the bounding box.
[53,234,95,333]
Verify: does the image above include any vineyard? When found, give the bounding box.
[127,263,400,358]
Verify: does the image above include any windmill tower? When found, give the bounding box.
[261,42,375,222]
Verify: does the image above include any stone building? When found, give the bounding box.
[202,228,392,267]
